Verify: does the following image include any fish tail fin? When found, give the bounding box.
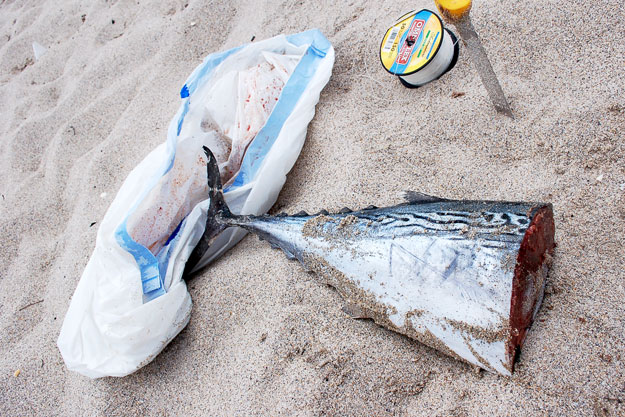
[183,146,235,276]
[203,145,233,221]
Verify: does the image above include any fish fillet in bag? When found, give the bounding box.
[57,30,334,378]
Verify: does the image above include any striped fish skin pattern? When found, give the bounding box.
[222,198,549,375]
[190,147,555,375]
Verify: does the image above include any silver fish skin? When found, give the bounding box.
[188,147,556,376]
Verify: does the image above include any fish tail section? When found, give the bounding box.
[183,146,236,276]
[203,145,233,221]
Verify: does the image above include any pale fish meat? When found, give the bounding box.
[188,147,556,375]
[221,52,301,187]
[127,52,300,255]
[126,134,213,255]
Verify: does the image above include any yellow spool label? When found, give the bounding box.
[380,10,444,75]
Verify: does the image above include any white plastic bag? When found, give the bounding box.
[58,30,334,378]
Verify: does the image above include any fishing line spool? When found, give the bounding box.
[380,9,459,88]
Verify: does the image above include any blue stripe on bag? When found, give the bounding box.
[115,30,331,302]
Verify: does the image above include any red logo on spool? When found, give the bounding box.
[396,19,425,65]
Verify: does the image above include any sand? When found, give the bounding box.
[1,0,624,415]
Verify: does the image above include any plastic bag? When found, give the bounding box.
[57,30,334,378]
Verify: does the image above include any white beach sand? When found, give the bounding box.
[1,0,624,415]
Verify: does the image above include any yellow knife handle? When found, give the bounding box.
[434,0,472,22]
